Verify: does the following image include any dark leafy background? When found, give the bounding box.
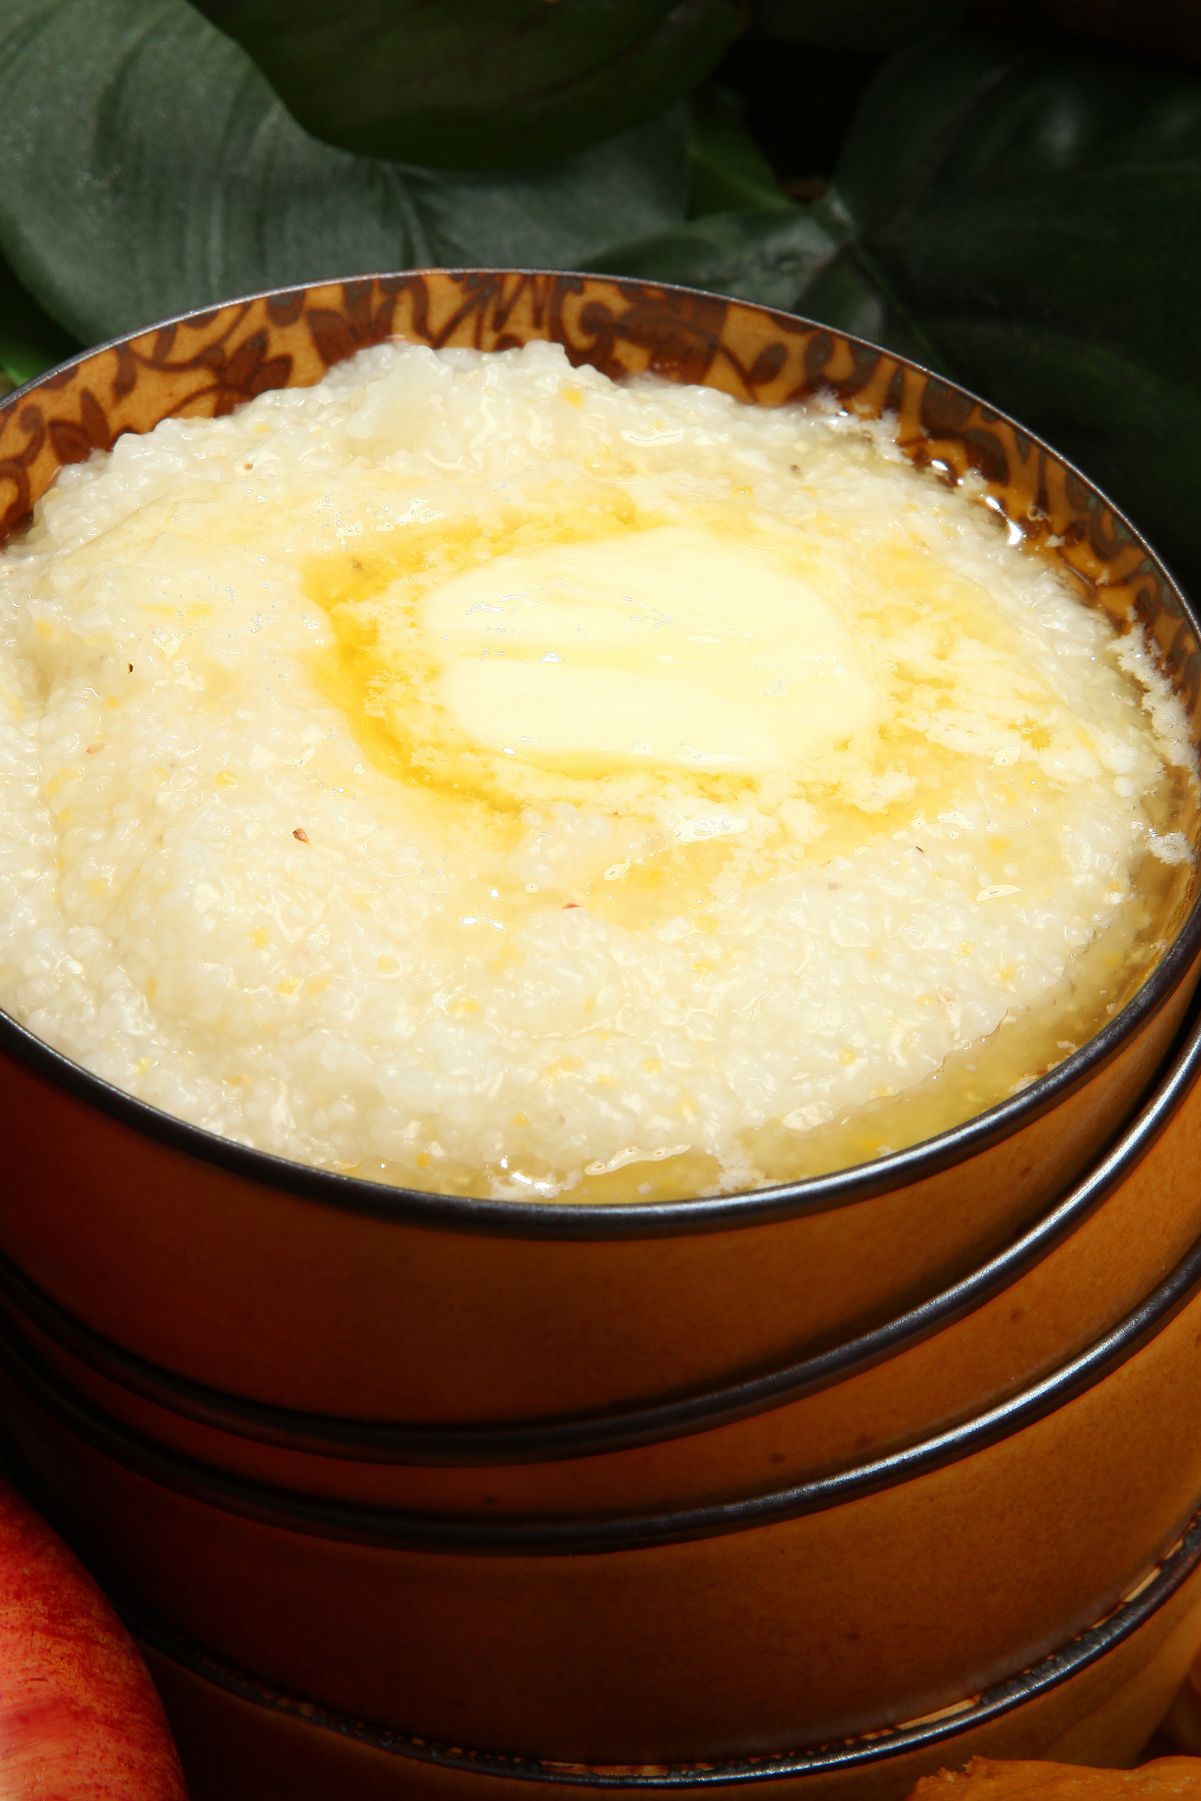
[0,0,1198,595]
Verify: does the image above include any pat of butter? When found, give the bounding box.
[422,525,876,776]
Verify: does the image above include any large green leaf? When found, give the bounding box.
[0,0,690,346]
[686,88,792,217]
[831,32,1201,594]
[0,247,76,391]
[190,0,738,171]
[601,207,842,315]
[607,33,1201,595]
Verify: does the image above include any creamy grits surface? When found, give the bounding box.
[0,340,1193,1201]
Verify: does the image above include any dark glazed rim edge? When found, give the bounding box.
[7,1179,1201,1552]
[1,268,1199,1244]
[130,1505,1201,1788]
[4,996,1200,1467]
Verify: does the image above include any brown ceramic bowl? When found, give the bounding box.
[134,1514,1201,1801]
[0,271,1199,1438]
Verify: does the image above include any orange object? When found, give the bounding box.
[909,1756,1201,1797]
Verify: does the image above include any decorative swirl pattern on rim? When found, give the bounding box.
[0,271,1186,640]
[3,269,1193,696]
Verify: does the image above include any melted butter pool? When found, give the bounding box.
[302,500,1188,1203]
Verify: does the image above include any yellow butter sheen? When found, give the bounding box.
[421,524,878,777]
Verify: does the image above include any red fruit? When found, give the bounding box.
[0,1478,186,1798]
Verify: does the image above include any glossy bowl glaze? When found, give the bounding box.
[135,1520,1201,1801]
[1162,1638,1201,1755]
[3,994,1201,1520]
[0,272,1199,1435]
[6,1181,1201,1767]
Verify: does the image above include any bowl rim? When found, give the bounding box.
[5,995,1200,1468]
[128,1502,1201,1787]
[2,267,1200,1243]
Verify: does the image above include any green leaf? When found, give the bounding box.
[610,32,1201,594]
[0,246,76,390]
[686,89,792,216]
[599,207,841,313]
[828,32,1201,594]
[0,0,691,346]
[189,0,738,171]
[598,200,936,362]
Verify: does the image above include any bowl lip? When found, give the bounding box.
[9,1159,1201,1553]
[5,995,1200,1469]
[129,1503,1201,1788]
[2,265,1200,1244]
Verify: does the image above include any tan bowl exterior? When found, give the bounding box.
[0,1004,1191,1429]
[138,1548,1201,1801]
[4,999,1201,1517]
[1162,1645,1201,1754]
[0,271,1200,1432]
[5,1210,1201,1767]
